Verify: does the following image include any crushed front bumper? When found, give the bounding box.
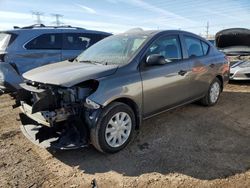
[20,102,50,126]
[19,100,90,150]
[17,82,102,150]
[19,113,89,150]
[20,122,58,149]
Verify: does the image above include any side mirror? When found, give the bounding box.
[146,54,166,65]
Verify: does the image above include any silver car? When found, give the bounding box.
[17,29,229,153]
[0,24,111,94]
[215,28,250,80]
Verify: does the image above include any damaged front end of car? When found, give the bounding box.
[17,79,101,150]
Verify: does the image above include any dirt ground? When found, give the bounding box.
[0,81,250,188]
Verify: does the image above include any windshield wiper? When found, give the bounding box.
[78,60,103,65]
[78,60,111,65]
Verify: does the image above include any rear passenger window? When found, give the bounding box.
[147,35,182,62]
[184,36,203,58]
[63,33,109,50]
[201,41,209,55]
[25,33,62,50]
[63,33,90,50]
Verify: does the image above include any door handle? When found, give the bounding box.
[178,70,187,76]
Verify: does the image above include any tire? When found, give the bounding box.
[90,102,136,153]
[200,77,222,106]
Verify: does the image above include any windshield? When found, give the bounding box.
[76,34,148,65]
[0,32,16,50]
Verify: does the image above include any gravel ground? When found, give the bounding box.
[0,81,249,188]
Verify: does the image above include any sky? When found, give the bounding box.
[0,0,250,36]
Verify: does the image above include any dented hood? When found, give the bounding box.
[215,28,250,53]
[23,60,118,87]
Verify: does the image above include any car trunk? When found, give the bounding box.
[215,28,250,66]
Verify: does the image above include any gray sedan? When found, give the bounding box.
[17,29,229,153]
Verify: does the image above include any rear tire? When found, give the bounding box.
[200,77,222,106]
[90,102,136,153]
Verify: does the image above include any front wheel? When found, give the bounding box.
[90,102,136,153]
[200,78,222,106]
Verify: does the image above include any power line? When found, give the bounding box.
[51,14,63,26]
[206,21,209,38]
[32,11,43,24]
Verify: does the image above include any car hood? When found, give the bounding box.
[215,28,250,53]
[23,60,118,87]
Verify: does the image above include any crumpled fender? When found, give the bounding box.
[87,73,143,108]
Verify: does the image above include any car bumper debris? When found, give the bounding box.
[16,80,100,150]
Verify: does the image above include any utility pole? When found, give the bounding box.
[51,14,63,26]
[32,11,43,24]
[206,21,209,39]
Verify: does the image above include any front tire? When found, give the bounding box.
[200,77,222,106]
[90,102,136,153]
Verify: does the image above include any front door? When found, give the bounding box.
[140,35,191,117]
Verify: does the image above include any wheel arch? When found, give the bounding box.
[109,97,141,130]
[216,75,224,91]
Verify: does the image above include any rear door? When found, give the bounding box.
[15,33,62,74]
[180,35,212,98]
[140,34,192,117]
[61,33,108,60]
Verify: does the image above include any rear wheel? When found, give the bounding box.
[200,78,222,106]
[90,102,136,153]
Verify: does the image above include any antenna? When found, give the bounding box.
[51,14,63,26]
[32,11,43,24]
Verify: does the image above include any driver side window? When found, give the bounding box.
[146,35,182,62]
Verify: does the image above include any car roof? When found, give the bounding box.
[119,28,206,41]
[2,25,111,36]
